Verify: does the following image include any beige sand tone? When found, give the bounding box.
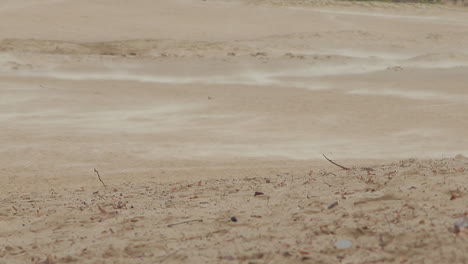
[0,0,467,263]
[1,157,468,263]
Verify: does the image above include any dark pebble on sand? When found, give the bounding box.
[327,201,339,209]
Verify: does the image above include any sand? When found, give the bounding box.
[0,0,467,263]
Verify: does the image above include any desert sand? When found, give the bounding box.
[0,0,468,263]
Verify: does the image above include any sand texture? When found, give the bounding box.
[0,0,468,263]
[1,157,468,264]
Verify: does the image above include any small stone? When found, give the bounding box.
[327,201,338,209]
[230,216,238,222]
[454,216,468,233]
[335,240,352,249]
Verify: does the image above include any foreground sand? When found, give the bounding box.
[1,0,468,263]
[1,157,468,263]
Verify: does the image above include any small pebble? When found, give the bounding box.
[335,240,352,249]
[327,201,338,209]
[230,216,238,222]
[454,216,468,233]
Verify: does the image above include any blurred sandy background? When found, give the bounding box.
[0,0,467,263]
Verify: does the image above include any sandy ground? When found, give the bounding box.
[1,0,468,263]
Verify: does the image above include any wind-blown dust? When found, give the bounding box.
[1,0,467,263]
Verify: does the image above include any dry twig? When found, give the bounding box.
[159,249,181,263]
[94,169,107,187]
[167,219,203,227]
[322,154,351,170]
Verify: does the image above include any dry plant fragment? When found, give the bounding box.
[94,169,107,188]
[322,154,351,170]
[159,249,181,263]
[90,206,118,222]
[167,219,203,227]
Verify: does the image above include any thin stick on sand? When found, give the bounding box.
[167,219,203,228]
[322,154,351,171]
[94,169,107,187]
[159,249,181,263]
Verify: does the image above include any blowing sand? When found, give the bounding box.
[0,0,467,263]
